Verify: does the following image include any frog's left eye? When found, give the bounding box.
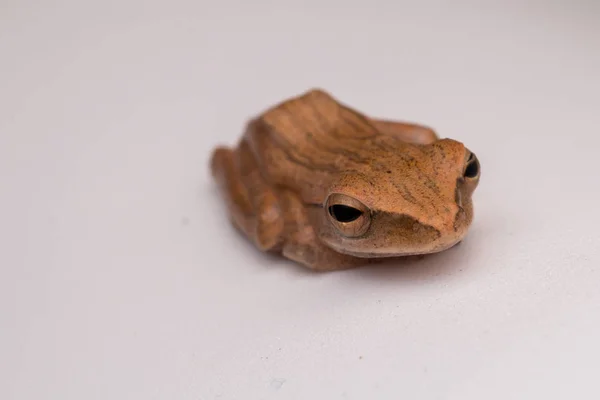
[325,193,371,237]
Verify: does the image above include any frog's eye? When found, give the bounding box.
[325,193,371,237]
[329,204,362,222]
[464,152,480,179]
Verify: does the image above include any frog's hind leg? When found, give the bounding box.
[371,119,438,145]
[211,146,367,271]
[210,141,284,251]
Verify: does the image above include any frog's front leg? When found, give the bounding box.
[210,140,284,251]
[279,190,368,271]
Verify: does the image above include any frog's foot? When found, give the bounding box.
[282,239,368,271]
[276,190,366,271]
[253,191,283,250]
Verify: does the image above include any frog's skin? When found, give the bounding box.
[210,89,480,271]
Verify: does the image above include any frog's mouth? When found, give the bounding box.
[319,229,465,259]
[326,239,462,259]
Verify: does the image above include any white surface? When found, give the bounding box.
[2,1,600,399]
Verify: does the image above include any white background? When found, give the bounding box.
[2,1,600,399]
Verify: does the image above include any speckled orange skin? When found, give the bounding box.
[210,89,480,271]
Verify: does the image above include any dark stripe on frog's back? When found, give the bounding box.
[247,118,357,204]
[278,98,373,165]
[258,90,381,174]
[255,89,445,204]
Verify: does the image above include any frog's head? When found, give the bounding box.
[313,139,480,258]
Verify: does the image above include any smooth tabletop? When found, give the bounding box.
[2,1,600,399]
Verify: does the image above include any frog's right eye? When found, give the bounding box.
[325,193,371,237]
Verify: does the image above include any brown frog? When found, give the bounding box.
[210,89,480,271]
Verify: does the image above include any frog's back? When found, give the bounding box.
[246,89,383,203]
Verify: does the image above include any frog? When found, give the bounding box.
[210,89,480,271]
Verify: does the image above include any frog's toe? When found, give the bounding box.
[255,201,284,251]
